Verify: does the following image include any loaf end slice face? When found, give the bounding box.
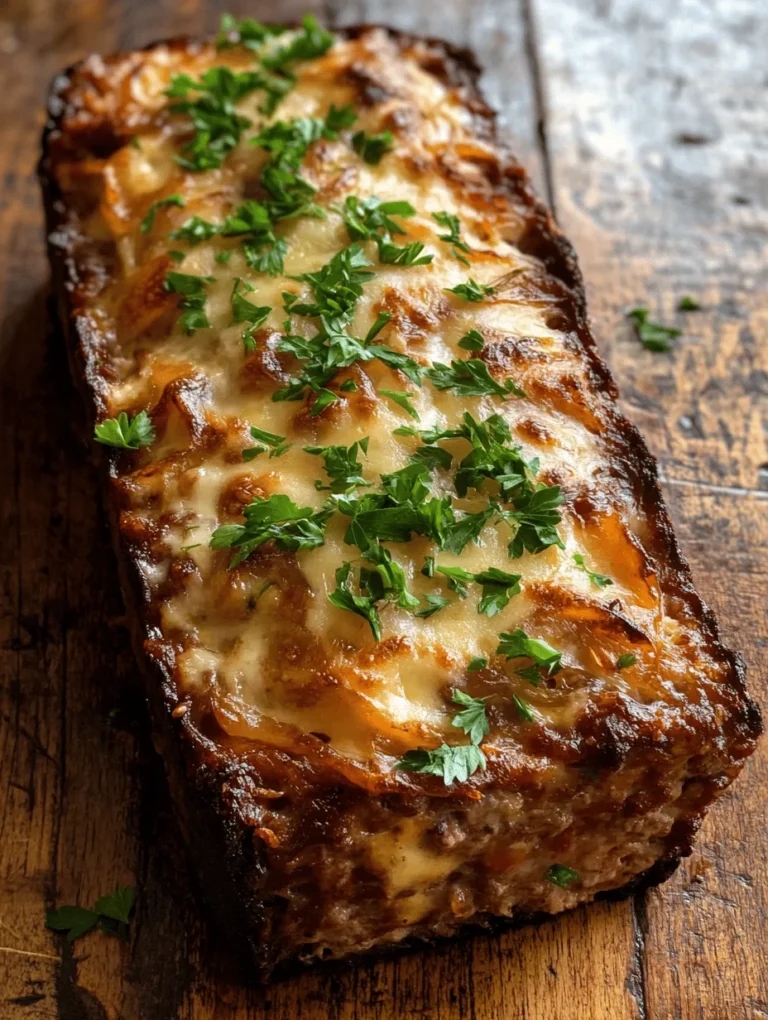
[39,20,761,980]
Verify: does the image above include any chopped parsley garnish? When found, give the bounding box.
[46,886,135,943]
[396,688,489,785]
[432,210,470,265]
[352,129,394,164]
[140,193,185,233]
[166,67,274,171]
[380,389,420,419]
[230,277,272,350]
[168,250,186,263]
[441,507,495,555]
[260,15,334,70]
[467,656,488,673]
[328,561,383,640]
[169,215,218,245]
[396,742,485,786]
[411,445,453,471]
[433,565,520,616]
[243,425,291,461]
[415,592,452,618]
[164,270,213,334]
[617,652,637,670]
[216,13,287,51]
[421,556,435,577]
[304,438,369,493]
[210,494,330,567]
[215,249,233,265]
[457,329,484,351]
[626,307,682,352]
[287,244,375,322]
[573,553,613,589]
[677,295,700,311]
[376,237,433,266]
[426,358,525,399]
[546,864,580,887]
[337,195,415,242]
[497,628,562,683]
[450,689,489,744]
[446,278,494,302]
[220,201,288,276]
[94,410,155,450]
[501,484,565,559]
[513,693,535,722]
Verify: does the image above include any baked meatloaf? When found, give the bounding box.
[40,15,760,980]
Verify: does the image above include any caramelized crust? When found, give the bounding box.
[40,24,760,979]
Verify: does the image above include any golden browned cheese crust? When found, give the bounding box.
[40,23,760,979]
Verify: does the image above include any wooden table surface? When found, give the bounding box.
[1,0,766,1017]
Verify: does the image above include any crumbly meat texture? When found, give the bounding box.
[40,23,760,980]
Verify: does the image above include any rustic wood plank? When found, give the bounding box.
[1,1,765,1018]
[534,1,768,1016]
[535,0,768,493]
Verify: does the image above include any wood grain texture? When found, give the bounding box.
[0,0,765,1018]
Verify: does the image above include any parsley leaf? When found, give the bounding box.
[415,591,452,618]
[261,15,334,70]
[513,693,535,722]
[167,67,272,171]
[46,886,135,944]
[432,210,470,265]
[546,864,580,887]
[617,652,637,670]
[427,358,525,399]
[305,437,370,493]
[216,14,287,51]
[497,628,562,682]
[230,277,272,350]
[451,689,489,744]
[94,410,155,450]
[467,656,488,673]
[243,425,291,461]
[677,295,700,311]
[457,329,484,351]
[328,561,382,640]
[380,389,420,419]
[140,193,185,233]
[474,567,523,616]
[352,130,394,164]
[396,742,486,786]
[336,195,415,242]
[441,506,495,555]
[502,484,565,558]
[169,215,218,245]
[626,306,681,352]
[210,494,330,567]
[377,237,433,266]
[220,201,288,276]
[573,552,613,589]
[446,278,494,302]
[164,270,213,334]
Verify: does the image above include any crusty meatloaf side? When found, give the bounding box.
[39,17,760,980]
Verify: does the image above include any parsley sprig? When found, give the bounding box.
[432,210,470,266]
[626,307,681,352]
[396,690,488,785]
[426,358,525,399]
[94,410,155,450]
[210,494,331,567]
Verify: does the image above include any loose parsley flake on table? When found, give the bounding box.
[94,410,155,450]
[46,886,136,943]
[626,306,682,352]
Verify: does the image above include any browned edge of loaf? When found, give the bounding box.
[37,23,762,983]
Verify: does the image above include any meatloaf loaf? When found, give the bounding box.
[39,15,761,980]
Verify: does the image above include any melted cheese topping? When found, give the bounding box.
[54,27,729,782]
